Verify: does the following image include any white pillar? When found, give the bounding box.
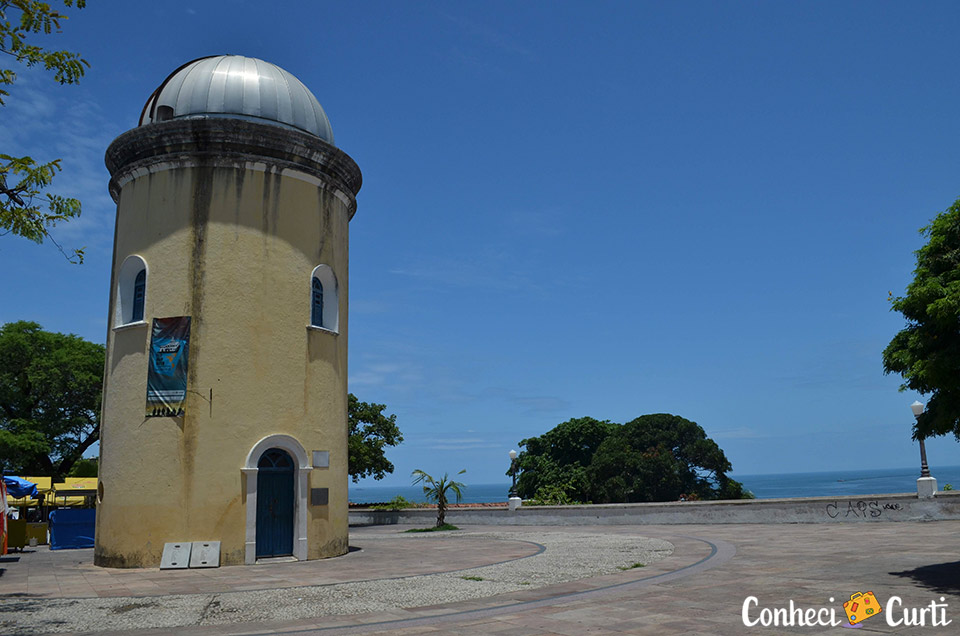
[295,466,313,560]
[241,467,258,564]
[918,476,938,499]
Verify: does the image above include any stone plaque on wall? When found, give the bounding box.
[312,450,329,468]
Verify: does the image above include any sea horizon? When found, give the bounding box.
[348,464,960,504]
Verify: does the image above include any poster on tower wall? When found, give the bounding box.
[145,317,191,417]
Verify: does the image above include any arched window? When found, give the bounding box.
[258,448,294,469]
[132,270,146,322]
[311,278,324,327]
[309,265,338,333]
[115,255,148,327]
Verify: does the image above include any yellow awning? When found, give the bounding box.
[6,476,98,507]
[5,476,52,507]
[51,478,98,507]
[20,476,53,492]
[55,477,98,491]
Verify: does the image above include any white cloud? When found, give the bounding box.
[509,395,571,415]
[421,437,501,451]
[440,11,534,60]
[349,298,392,314]
[5,86,57,122]
[349,359,424,390]
[711,426,771,440]
[388,257,537,291]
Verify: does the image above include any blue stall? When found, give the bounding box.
[49,508,96,549]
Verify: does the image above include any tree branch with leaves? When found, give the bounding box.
[883,197,960,440]
[348,393,403,482]
[1,0,89,263]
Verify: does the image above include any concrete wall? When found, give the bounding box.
[350,491,960,527]
[96,119,360,567]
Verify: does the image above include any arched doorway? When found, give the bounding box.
[256,448,294,558]
[242,434,312,564]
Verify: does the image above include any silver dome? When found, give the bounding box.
[139,55,334,144]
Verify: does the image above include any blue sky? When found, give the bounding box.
[2,1,960,486]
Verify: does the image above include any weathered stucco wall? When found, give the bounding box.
[97,120,360,567]
[349,492,960,527]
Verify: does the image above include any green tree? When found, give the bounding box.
[514,416,617,502]
[515,414,747,502]
[67,456,97,477]
[588,414,746,502]
[883,198,960,440]
[0,321,104,478]
[411,469,466,527]
[1,0,89,263]
[348,393,403,482]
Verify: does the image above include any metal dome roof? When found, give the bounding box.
[139,55,335,144]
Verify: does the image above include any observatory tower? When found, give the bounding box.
[96,56,361,567]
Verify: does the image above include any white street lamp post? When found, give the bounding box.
[911,401,937,498]
[508,450,522,511]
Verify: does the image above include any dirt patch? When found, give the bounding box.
[111,601,159,614]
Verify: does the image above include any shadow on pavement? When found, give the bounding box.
[890,561,960,594]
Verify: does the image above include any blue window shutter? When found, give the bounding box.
[311,278,323,326]
[132,269,146,322]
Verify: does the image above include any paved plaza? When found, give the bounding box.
[2,521,959,635]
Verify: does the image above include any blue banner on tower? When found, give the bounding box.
[146,317,191,417]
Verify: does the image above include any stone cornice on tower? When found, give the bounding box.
[105,118,363,218]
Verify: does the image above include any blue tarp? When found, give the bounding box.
[49,508,95,549]
[3,475,38,499]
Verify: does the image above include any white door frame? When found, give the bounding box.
[242,434,312,564]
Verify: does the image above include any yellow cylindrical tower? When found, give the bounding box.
[95,56,361,567]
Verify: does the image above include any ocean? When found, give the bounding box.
[347,465,960,504]
[733,465,960,500]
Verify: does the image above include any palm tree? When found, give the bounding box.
[412,469,466,527]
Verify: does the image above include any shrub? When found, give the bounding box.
[527,483,582,506]
[371,495,414,510]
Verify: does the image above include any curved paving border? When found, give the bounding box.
[0,534,546,600]
[239,533,735,636]
[184,531,675,628]
[0,530,687,634]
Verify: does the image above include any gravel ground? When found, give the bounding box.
[0,530,673,635]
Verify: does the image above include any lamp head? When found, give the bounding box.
[509,449,517,460]
[910,401,925,417]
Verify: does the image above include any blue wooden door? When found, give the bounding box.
[256,448,294,557]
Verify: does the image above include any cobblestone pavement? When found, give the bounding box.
[2,521,959,635]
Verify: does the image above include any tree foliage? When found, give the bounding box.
[67,456,96,477]
[514,416,617,503]
[1,0,89,263]
[0,320,103,478]
[515,414,748,503]
[412,468,466,527]
[0,322,401,481]
[883,198,960,440]
[348,393,403,482]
